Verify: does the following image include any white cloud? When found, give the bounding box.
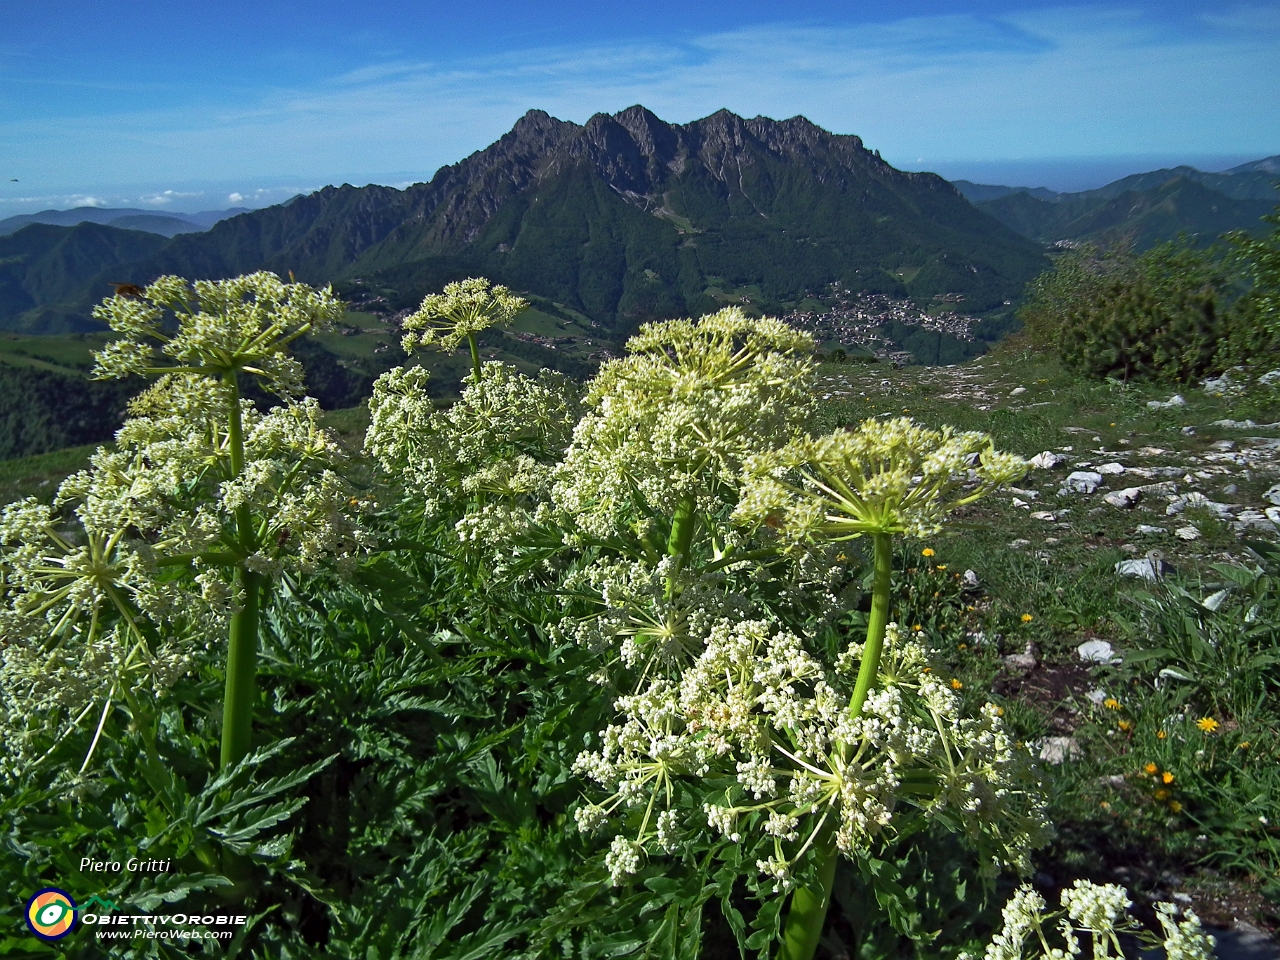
[228,192,244,203]
[68,195,106,207]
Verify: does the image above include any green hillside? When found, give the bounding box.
[0,222,168,332]
[973,176,1277,250]
[0,107,1049,337]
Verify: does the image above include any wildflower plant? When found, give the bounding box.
[545,308,1041,959]
[400,277,528,383]
[0,273,368,777]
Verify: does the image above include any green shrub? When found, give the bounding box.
[1021,243,1228,383]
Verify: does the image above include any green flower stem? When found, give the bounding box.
[467,332,482,384]
[778,816,839,960]
[221,567,260,769]
[665,493,697,598]
[850,532,894,718]
[220,372,259,771]
[779,531,894,960]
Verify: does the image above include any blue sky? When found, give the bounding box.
[1,0,1277,212]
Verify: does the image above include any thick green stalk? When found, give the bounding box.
[778,817,838,960]
[467,332,482,384]
[221,567,260,769]
[220,373,259,771]
[664,492,697,598]
[779,531,894,960]
[850,532,894,718]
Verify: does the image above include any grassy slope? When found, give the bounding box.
[816,350,1280,931]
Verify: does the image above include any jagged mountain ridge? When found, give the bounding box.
[3,106,1049,333]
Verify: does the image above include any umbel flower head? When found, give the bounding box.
[554,307,816,539]
[573,620,1049,889]
[365,361,582,509]
[91,271,345,398]
[971,880,1214,960]
[400,278,528,354]
[735,417,1028,543]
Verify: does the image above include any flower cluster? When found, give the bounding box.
[400,278,527,355]
[735,418,1028,544]
[91,272,345,398]
[972,880,1213,960]
[573,621,1048,888]
[365,361,581,515]
[553,307,816,540]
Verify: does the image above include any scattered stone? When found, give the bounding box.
[1234,510,1278,534]
[1044,537,1060,544]
[1135,524,1166,535]
[1012,497,1031,508]
[1077,639,1119,664]
[1212,418,1258,428]
[1029,451,1064,469]
[1115,550,1170,581]
[1181,426,1196,436]
[1265,483,1280,506]
[1121,543,1139,554]
[1147,395,1186,409]
[1009,486,1040,499]
[1268,507,1280,525]
[961,569,981,591]
[1221,483,1238,495]
[1175,524,1202,541]
[1202,372,1244,397]
[1065,471,1105,494]
[1085,688,1108,705]
[1010,386,1027,396]
[1139,446,1169,456]
[1166,493,1234,518]
[1210,440,1236,452]
[1097,775,1126,788]
[1103,487,1142,509]
[1038,737,1083,764]
[1030,510,1057,521]
[1137,481,1178,496]
[1259,369,1280,386]
[1003,641,1039,671]
[1097,462,1126,475]
[1009,539,1032,549]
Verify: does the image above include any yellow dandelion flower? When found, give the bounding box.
[1103,698,1122,711]
[1100,801,1111,809]
[1155,788,1170,801]
[1196,717,1219,733]
[1157,730,1167,740]
[936,564,947,570]
[951,679,964,690]
[922,548,936,557]
[1021,614,1034,623]
[958,643,968,651]
[836,553,847,561]
[996,706,1005,716]
[1119,720,1134,732]
[1144,763,1158,775]
[1169,800,1183,814]
[1162,771,1174,784]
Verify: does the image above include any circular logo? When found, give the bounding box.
[26,888,77,940]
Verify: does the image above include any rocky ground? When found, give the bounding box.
[815,350,1280,956]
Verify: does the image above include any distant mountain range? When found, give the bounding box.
[0,206,249,239]
[953,155,1279,249]
[0,112,1274,339]
[0,107,1048,335]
